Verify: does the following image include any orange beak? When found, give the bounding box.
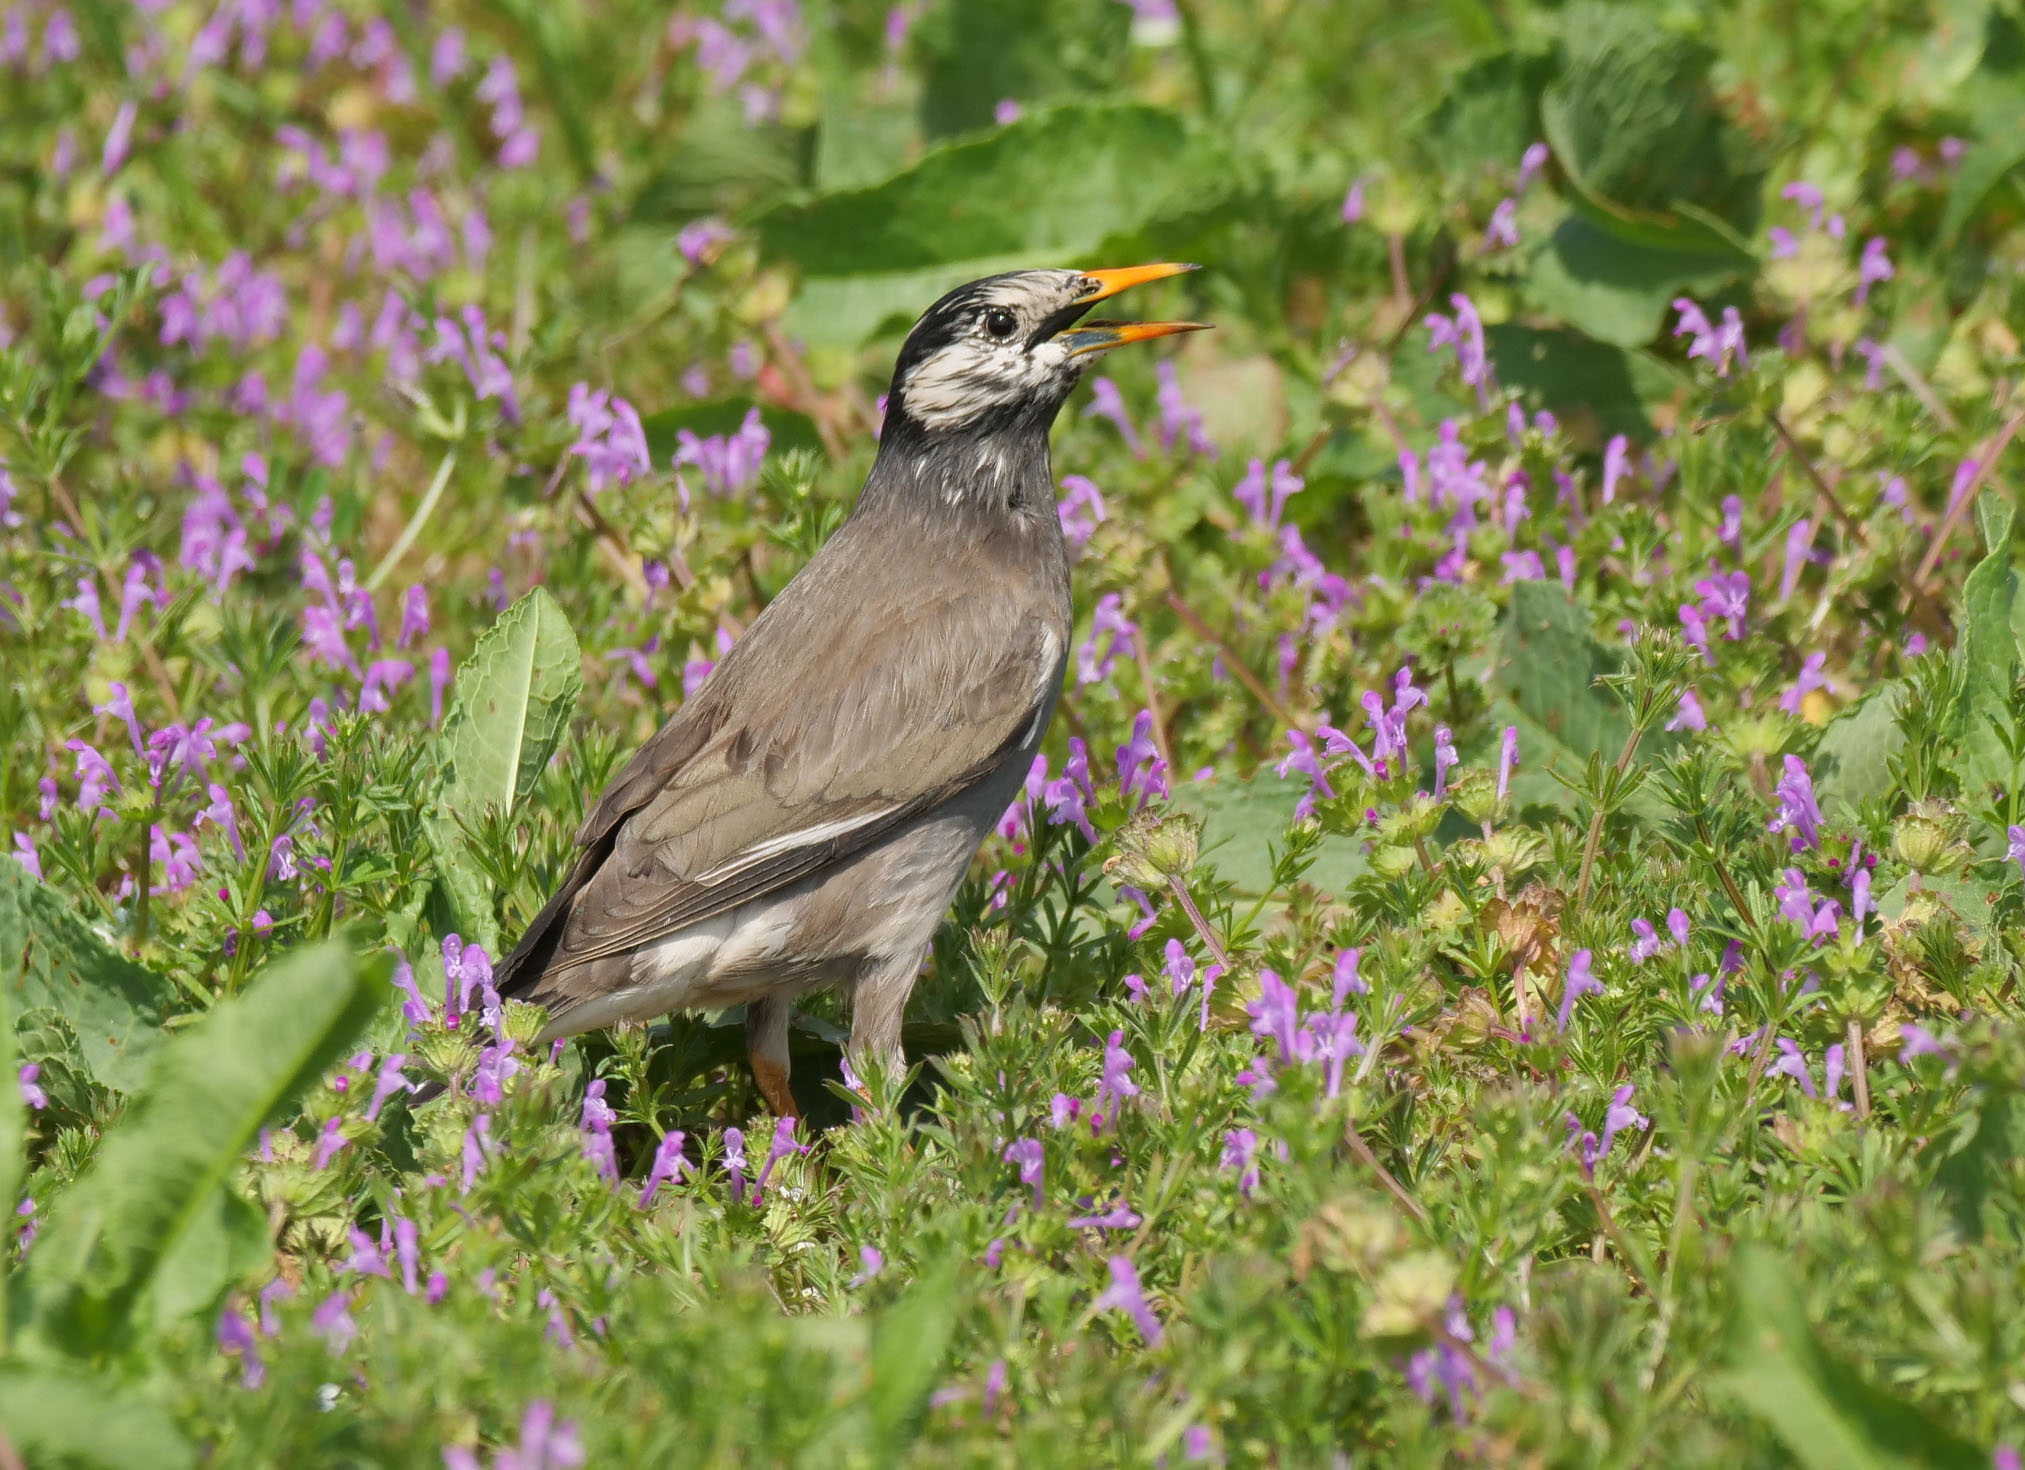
[1060,262,1210,357]
[1077,261,1200,302]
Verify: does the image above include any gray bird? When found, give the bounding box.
[494,264,1206,1116]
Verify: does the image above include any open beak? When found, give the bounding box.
[1058,263,1210,358]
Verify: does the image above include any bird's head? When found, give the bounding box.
[883,264,1207,442]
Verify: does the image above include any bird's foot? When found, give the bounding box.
[751,1052,798,1120]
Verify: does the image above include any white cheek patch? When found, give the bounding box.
[904,337,1063,432]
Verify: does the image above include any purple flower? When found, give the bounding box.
[1083,377,1142,455]
[1042,738,1098,841]
[1247,969,1301,1063]
[1484,197,1520,249]
[1068,1202,1143,1230]
[1600,1084,1648,1161]
[1673,297,1747,376]
[1057,474,1106,549]
[1221,1127,1259,1198]
[1093,1255,1161,1344]
[17,1064,46,1110]
[1769,755,1822,850]
[1076,595,1135,687]
[1517,142,1550,192]
[1557,949,1602,1031]
[566,383,652,495]
[218,1306,264,1388]
[640,1130,691,1207]
[1275,730,1334,822]
[1667,691,1707,733]
[366,1054,411,1121]
[1095,1030,1140,1124]
[1424,294,1493,406]
[751,1115,808,1204]
[2008,825,2025,883]
[10,833,40,881]
[1769,1038,1817,1098]
[1629,919,1663,964]
[1432,725,1457,799]
[311,1290,355,1353]
[1778,651,1833,715]
[1855,237,1893,306]
[1233,457,1303,531]
[677,217,735,266]
[849,1245,884,1286]
[1496,726,1518,801]
[1341,176,1367,222]
[722,1126,748,1203]
[1154,361,1214,455]
[1332,949,1367,1005]
[1003,1138,1044,1207]
[1600,434,1631,504]
[101,100,137,177]
[1163,939,1196,998]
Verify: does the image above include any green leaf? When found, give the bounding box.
[629,98,812,224]
[756,103,1227,344]
[1926,1086,2025,1239]
[1485,322,1682,440]
[1173,773,1369,897]
[1813,682,1908,815]
[867,1256,959,1451]
[1523,215,1748,347]
[0,1366,193,1470]
[439,587,586,825]
[1715,1243,1984,1470]
[1540,5,1766,243]
[1413,51,1553,174]
[1491,582,1630,764]
[1938,123,2025,247]
[913,0,1132,138]
[1951,492,2018,801]
[0,859,173,1093]
[25,941,388,1352]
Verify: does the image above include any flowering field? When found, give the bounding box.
[3,0,2025,1463]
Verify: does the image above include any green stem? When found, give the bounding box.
[365,449,459,592]
[1577,726,1645,908]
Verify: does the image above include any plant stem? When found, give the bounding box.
[1847,1015,1871,1119]
[1577,726,1645,907]
[1166,874,1231,974]
[366,449,458,591]
[1344,1116,1428,1226]
[1161,583,1307,733]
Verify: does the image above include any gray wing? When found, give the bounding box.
[495,533,1059,1003]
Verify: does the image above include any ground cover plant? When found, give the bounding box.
[2,0,2025,1462]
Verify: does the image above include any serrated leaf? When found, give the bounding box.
[1716,1243,1983,1470]
[0,1366,193,1470]
[1813,682,1907,815]
[1413,50,1554,173]
[0,859,173,1093]
[1951,493,2018,801]
[25,941,388,1353]
[439,587,584,836]
[1492,582,1630,763]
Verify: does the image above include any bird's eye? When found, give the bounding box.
[983,307,1018,340]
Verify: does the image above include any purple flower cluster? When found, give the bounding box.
[1243,960,1367,1099]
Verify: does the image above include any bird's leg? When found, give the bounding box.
[745,995,797,1119]
[846,961,914,1094]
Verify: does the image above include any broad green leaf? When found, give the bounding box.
[1523,215,1748,347]
[0,858,172,1093]
[1413,51,1553,174]
[25,941,388,1352]
[1174,773,1368,897]
[1716,1243,1983,1469]
[1540,5,1766,243]
[1926,1086,2025,1239]
[628,98,811,224]
[1938,124,2025,246]
[1813,682,1907,815]
[1951,492,2018,802]
[439,587,586,826]
[1485,322,1682,440]
[1875,871,2002,942]
[0,1366,193,1470]
[913,0,1132,137]
[1491,582,1629,764]
[867,1256,959,1451]
[757,104,1228,344]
